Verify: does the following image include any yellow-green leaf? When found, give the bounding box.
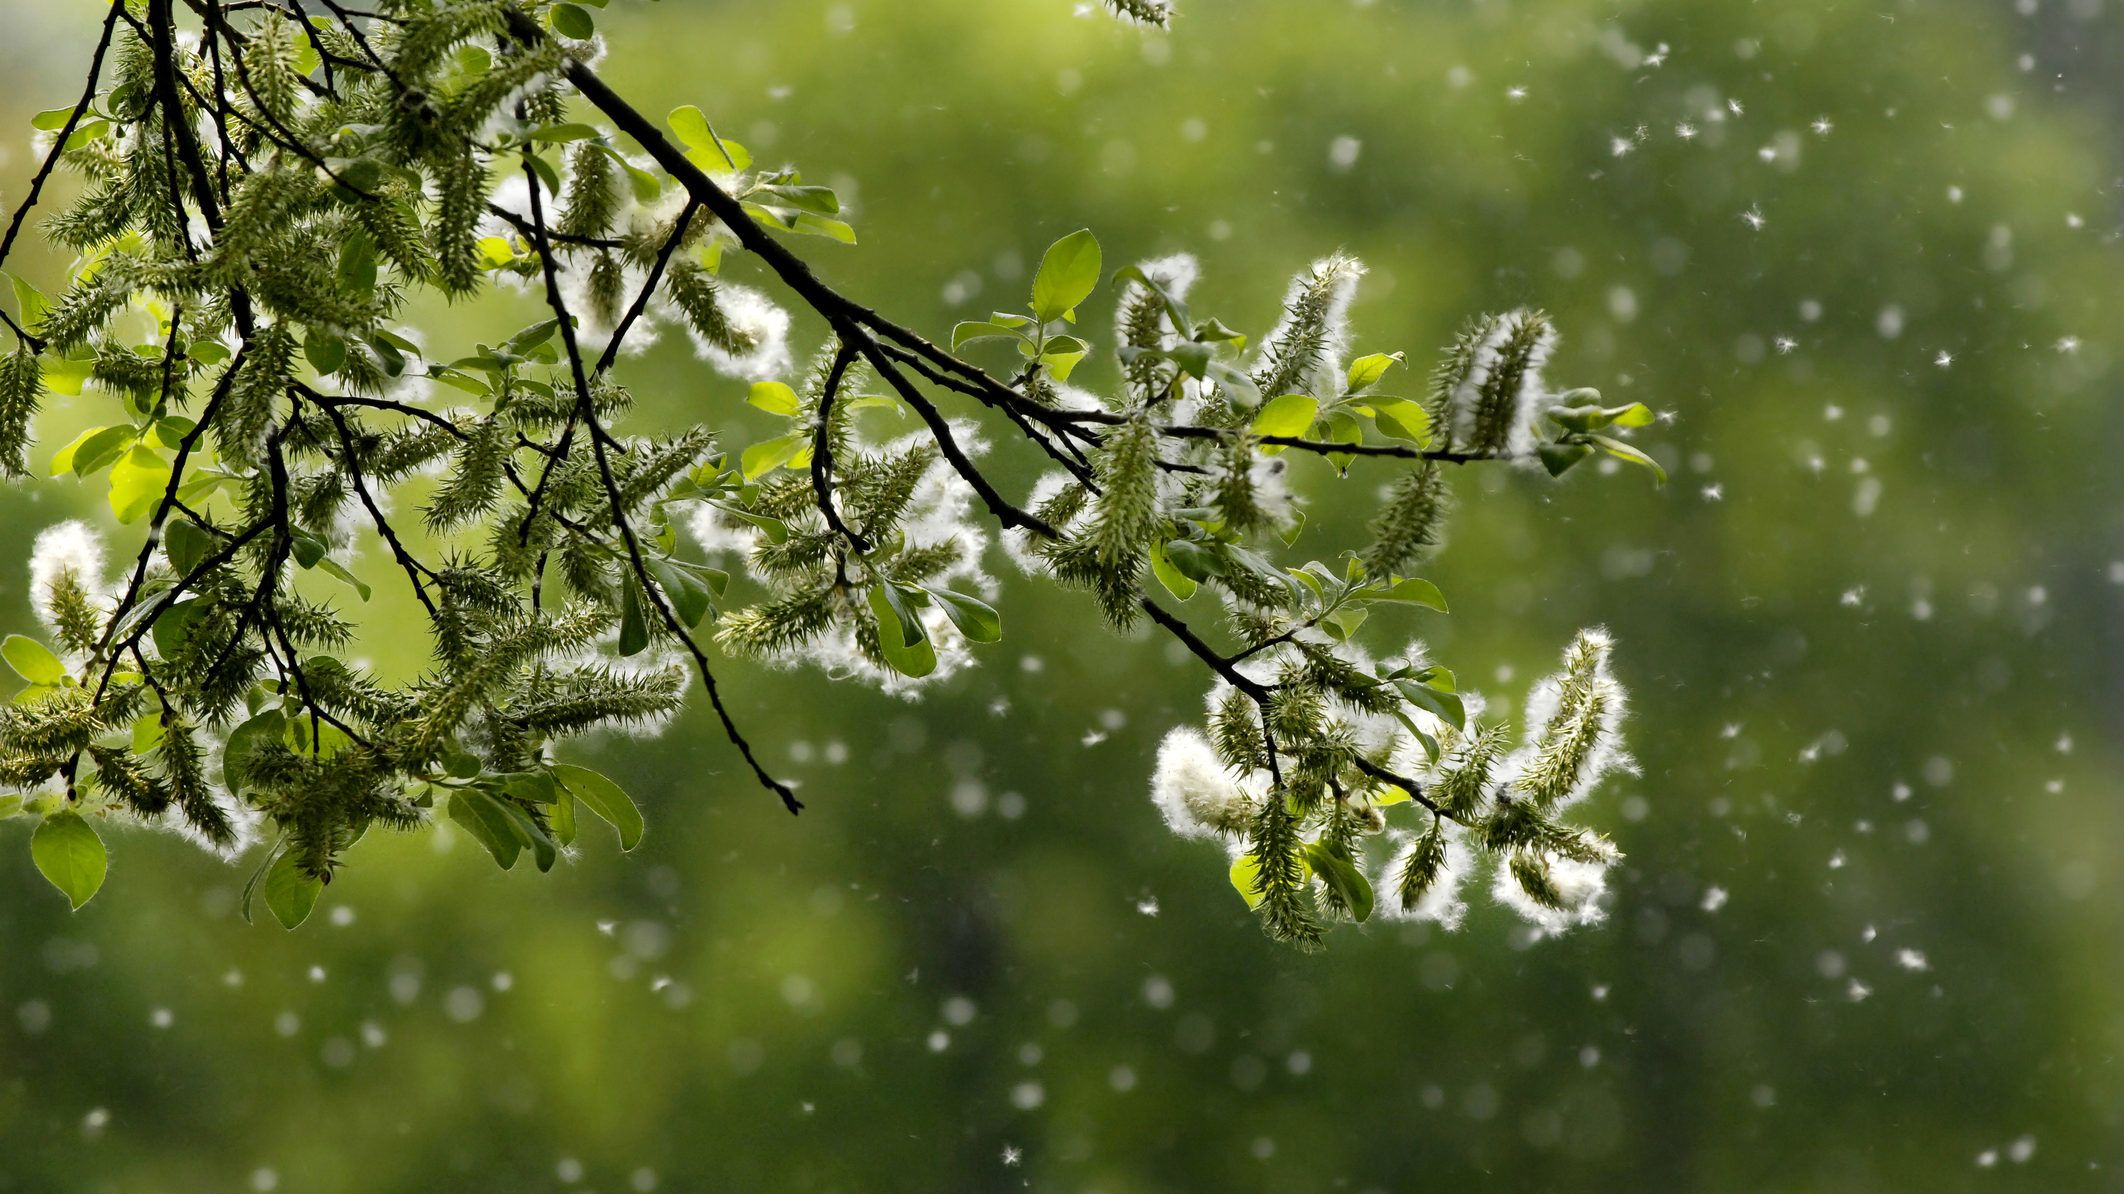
[32,811,106,910]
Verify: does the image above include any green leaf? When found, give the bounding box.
[549,787,578,849]
[337,232,377,295]
[1320,605,1367,640]
[1251,393,1318,441]
[1030,228,1101,324]
[3,269,50,330]
[1229,853,1266,909]
[1161,538,1223,583]
[303,326,347,375]
[866,585,936,677]
[262,849,322,929]
[163,519,214,577]
[645,557,713,628]
[289,528,327,569]
[502,318,560,358]
[1591,434,1667,485]
[222,707,287,794]
[107,445,171,524]
[550,2,595,39]
[1037,334,1089,381]
[1396,679,1467,731]
[618,575,650,656]
[315,558,373,601]
[923,588,1002,643]
[1149,540,1198,600]
[31,811,106,910]
[1376,577,1448,612]
[3,635,65,685]
[1546,401,1656,435]
[1304,840,1375,922]
[551,763,644,851]
[1320,409,1364,473]
[149,600,205,660]
[1369,398,1432,445]
[449,788,524,869]
[1344,351,1404,393]
[747,380,800,416]
[790,213,857,244]
[739,432,807,480]
[667,105,747,171]
[60,425,133,477]
[950,320,1032,352]
[1538,442,1593,477]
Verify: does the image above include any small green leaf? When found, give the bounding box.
[1251,393,1318,441]
[163,518,214,576]
[107,445,171,524]
[646,557,713,629]
[667,105,746,171]
[549,787,579,848]
[739,433,807,481]
[1344,351,1404,394]
[551,763,644,851]
[550,2,595,39]
[63,425,134,477]
[303,327,347,375]
[1161,538,1223,583]
[1031,228,1101,324]
[3,635,66,685]
[1320,605,1368,640]
[449,788,523,869]
[262,849,322,929]
[1229,853,1266,909]
[1037,334,1089,381]
[1369,398,1432,445]
[747,380,800,416]
[337,232,377,295]
[223,707,287,793]
[1304,841,1375,922]
[1538,442,1593,477]
[1149,540,1198,600]
[1397,679,1467,731]
[32,811,106,910]
[618,575,650,656]
[3,269,50,330]
[950,320,1031,352]
[866,585,936,678]
[315,558,372,601]
[1377,577,1448,612]
[1591,434,1667,485]
[923,588,1001,644]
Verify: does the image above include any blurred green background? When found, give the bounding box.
[4,0,2123,1189]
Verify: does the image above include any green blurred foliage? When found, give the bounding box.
[3,0,2122,1189]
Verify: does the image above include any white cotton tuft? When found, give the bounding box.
[28,521,106,635]
[1376,827,1476,930]
[1114,252,1200,349]
[1446,309,1558,457]
[1253,255,1364,398]
[1001,471,1084,577]
[687,283,791,380]
[685,501,761,562]
[1150,727,1254,839]
[1491,850,1611,935]
[1498,626,1633,811]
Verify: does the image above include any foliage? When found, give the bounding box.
[0,0,1658,941]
